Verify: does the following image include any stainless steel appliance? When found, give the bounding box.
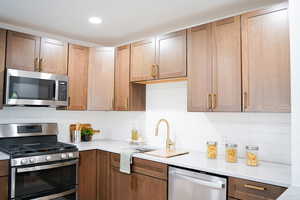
[5,69,68,107]
[169,167,227,200]
[0,123,79,200]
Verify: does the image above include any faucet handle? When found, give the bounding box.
[166,139,176,152]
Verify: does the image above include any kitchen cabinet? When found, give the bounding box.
[156,30,187,79]
[110,153,167,200]
[111,166,133,200]
[88,47,115,111]
[6,31,40,71]
[97,150,111,200]
[228,177,286,200]
[130,30,187,82]
[0,29,6,109]
[188,16,241,112]
[68,44,89,110]
[114,45,145,111]
[79,150,97,200]
[39,38,68,75]
[130,39,156,81]
[6,30,68,75]
[0,160,8,200]
[241,4,290,112]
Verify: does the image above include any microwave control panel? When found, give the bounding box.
[58,81,68,101]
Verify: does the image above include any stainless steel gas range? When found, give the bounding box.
[0,123,79,200]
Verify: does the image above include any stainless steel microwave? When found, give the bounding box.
[5,69,68,107]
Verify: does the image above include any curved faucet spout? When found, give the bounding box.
[155,119,175,152]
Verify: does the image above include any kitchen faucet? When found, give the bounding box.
[155,119,175,152]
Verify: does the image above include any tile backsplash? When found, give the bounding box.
[0,81,291,164]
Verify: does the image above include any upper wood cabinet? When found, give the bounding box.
[68,44,89,110]
[156,30,187,79]
[115,45,145,111]
[241,4,290,112]
[130,39,156,81]
[187,24,213,112]
[212,16,242,112]
[6,30,68,75]
[88,47,115,111]
[115,45,130,111]
[130,30,187,82]
[40,38,68,75]
[79,150,97,200]
[0,29,6,110]
[6,31,40,71]
[188,16,242,112]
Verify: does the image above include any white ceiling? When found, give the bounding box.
[0,0,284,46]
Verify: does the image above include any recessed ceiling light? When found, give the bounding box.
[89,17,102,24]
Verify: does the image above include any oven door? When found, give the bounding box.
[11,160,78,200]
[5,69,68,107]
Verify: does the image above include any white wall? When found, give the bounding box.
[0,107,145,142]
[142,82,291,164]
[289,0,300,186]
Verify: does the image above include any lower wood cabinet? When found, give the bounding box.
[110,153,167,200]
[228,177,286,200]
[79,150,97,200]
[97,150,111,200]
[0,160,9,200]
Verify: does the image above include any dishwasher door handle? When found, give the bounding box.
[175,174,225,189]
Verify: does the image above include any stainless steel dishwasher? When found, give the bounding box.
[169,167,227,200]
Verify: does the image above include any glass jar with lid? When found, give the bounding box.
[246,145,259,166]
[225,143,238,163]
[207,141,218,159]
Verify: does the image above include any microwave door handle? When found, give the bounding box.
[175,173,225,189]
[54,80,59,101]
[17,160,78,173]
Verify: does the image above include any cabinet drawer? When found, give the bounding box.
[110,153,168,180]
[228,177,286,200]
[0,160,8,176]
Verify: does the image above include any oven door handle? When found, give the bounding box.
[31,188,77,200]
[16,160,78,173]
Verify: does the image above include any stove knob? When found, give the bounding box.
[21,159,28,165]
[46,156,52,161]
[68,153,74,158]
[29,158,36,164]
[61,153,67,159]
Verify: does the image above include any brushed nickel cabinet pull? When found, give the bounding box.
[125,97,129,110]
[208,94,212,110]
[244,184,265,191]
[243,92,248,110]
[151,64,156,78]
[112,98,114,109]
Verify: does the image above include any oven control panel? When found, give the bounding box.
[11,151,79,167]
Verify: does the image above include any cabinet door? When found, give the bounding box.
[40,38,68,74]
[111,167,133,200]
[242,4,290,112]
[130,39,156,81]
[79,150,97,200]
[68,44,88,110]
[114,45,130,111]
[187,24,213,112]
[211,16,242,112]
[156,30,187,79]
[97,150,111,200]
[132,173,167,200]
[0,176,8,200]
[88,47,115,111]
[0,29,6,109]
[6,31,40,71]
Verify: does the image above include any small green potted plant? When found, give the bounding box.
[81,127,94,142]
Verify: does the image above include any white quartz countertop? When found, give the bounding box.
[0,151,9,160]
[73,139,291,188]
[278,186,300,200]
